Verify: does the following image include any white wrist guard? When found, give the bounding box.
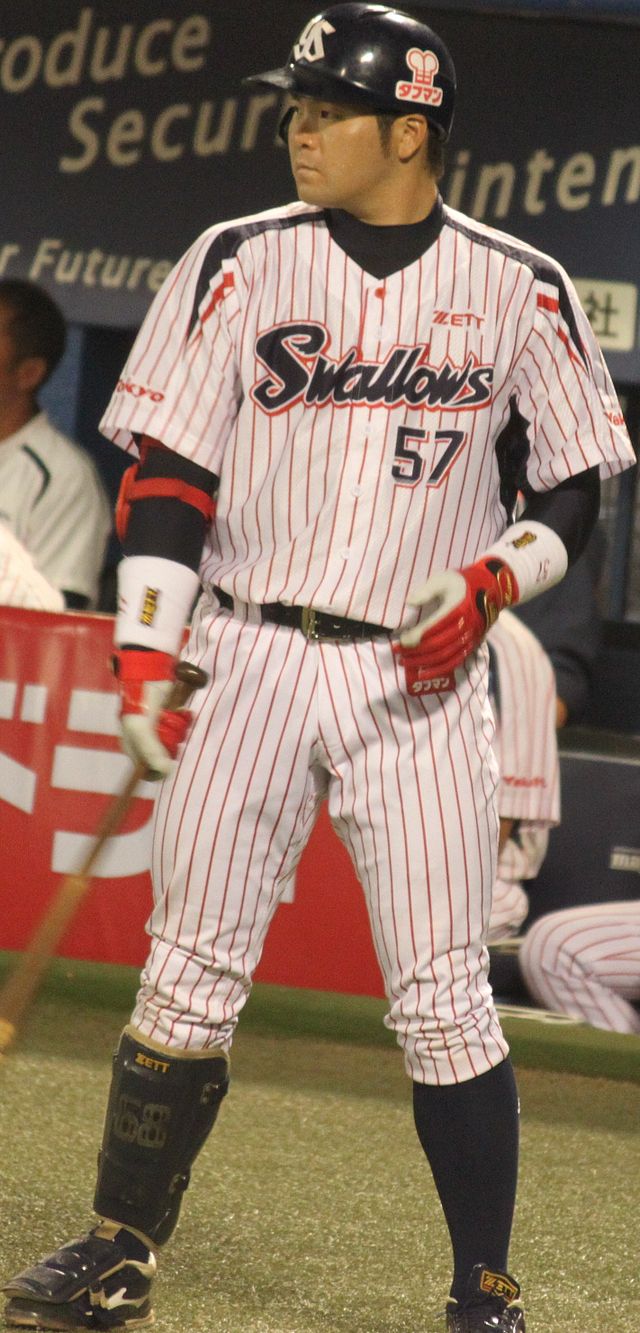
[484,519,568,604]
[115,555,200,654]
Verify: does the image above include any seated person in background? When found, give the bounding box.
[514,521,605,728]
[0,279,111,609]
[490,548,639,1031]
[0,521,64,611]
[520,901,640,1033]
[486,610,560,944]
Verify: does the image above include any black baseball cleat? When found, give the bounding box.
[445,1265,525,1331]
[2,1223,156,1329]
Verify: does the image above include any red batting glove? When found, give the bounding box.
[113,649,192,778]
[394,557,519,696]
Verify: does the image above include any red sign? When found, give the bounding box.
[0,607,385,997]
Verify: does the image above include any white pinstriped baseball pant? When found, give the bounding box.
[131,602,510,1085]
[520,901,640,1034]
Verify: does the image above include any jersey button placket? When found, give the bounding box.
[373,282,386,344]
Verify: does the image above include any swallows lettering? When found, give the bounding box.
[251,322,493,415]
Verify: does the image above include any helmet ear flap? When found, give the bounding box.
[278,105,295,144]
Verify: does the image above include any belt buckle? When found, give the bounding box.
[301,606,319,640]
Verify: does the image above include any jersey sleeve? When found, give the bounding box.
[514,268,635,490]
[100,226,242,474]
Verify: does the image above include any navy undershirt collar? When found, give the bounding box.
[325,193,445,279]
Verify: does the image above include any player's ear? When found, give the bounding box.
[395,114,429,164]
[16,356,47,394]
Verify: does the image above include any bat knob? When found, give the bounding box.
[169,661,209,711]
[174,662,209,691]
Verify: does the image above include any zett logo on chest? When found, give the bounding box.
[251,322,493,415]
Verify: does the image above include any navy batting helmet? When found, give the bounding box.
[244,3,456,142]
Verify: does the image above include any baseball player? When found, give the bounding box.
[487,610,560,944]
[3,6,634,1332]
[520,901,640,1033]
[0,280,111,609]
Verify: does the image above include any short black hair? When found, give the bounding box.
[0,279,67,383]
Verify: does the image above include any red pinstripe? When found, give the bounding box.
[488,612,560,938]
[321,649,405,999]
[192,632,298,952]
[244,231,274,594]
[212,633,314,969]
[126,236,206,384]
[153,614,241,937]
[325,644,444,1083]
[442,661,498,1077]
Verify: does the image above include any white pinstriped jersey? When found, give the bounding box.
[487,609,559,942]
[100,196,634,629]
[490,609,559,883]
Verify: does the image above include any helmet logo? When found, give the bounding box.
[293,17,336,63]
[396,48,443,107]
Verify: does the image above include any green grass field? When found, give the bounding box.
[1,957,639,1331]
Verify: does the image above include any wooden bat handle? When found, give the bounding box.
[169,660,209,709]
[0,660,208,1057]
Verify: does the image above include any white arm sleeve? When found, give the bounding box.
[485,519,568,604]
[115,555,201,653]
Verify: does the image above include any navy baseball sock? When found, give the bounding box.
[412,1057,519,1305]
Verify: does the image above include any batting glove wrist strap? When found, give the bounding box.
[115,554,200,655]
[396,557,519,694]
[114,648,190,780]
[483,518,568,604]
[113,649,176,683]
[395,520,567,695]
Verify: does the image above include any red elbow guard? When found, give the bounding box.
[115,439,216,542]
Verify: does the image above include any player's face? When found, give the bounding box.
[287,96,404,221]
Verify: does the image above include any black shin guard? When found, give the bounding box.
[94,1028,229,1245]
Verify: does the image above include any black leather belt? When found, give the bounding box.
[213,586,393,642]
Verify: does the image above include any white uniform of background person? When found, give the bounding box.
[0,413,111,609]
[0,521,65,611]
[488,618,639,1034]
[520,901,640,1033]
[487,610,560,944]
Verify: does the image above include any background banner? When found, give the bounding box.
[1,608,639,996]
[0,2,638,381]
[0,606,386,996]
